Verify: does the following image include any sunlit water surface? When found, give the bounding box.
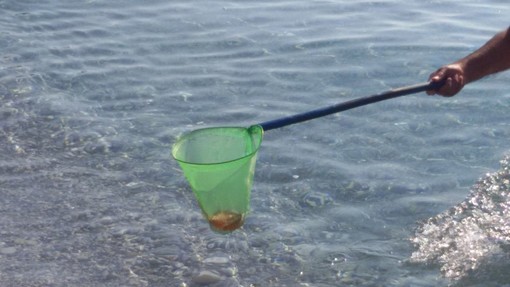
[0,0,509,286]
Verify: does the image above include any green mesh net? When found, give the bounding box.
[172,125,263,233]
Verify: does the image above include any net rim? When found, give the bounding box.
[171,125,264,166]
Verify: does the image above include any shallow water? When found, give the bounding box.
[0,0,509,286]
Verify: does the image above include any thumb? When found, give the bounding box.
[429,68,447,82]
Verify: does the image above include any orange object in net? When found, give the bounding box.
[208,210,245,233]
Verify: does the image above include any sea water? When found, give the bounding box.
[0,0,509,286]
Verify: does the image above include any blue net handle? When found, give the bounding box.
[258,81,443,131]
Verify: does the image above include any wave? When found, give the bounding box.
[411,154,510,285]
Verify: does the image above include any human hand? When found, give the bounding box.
[426,63,466,97]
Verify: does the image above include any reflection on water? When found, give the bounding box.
[0,0,509,286]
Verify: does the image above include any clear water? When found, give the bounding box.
[0,0,509,286]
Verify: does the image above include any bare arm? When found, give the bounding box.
[428,27,510,97]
